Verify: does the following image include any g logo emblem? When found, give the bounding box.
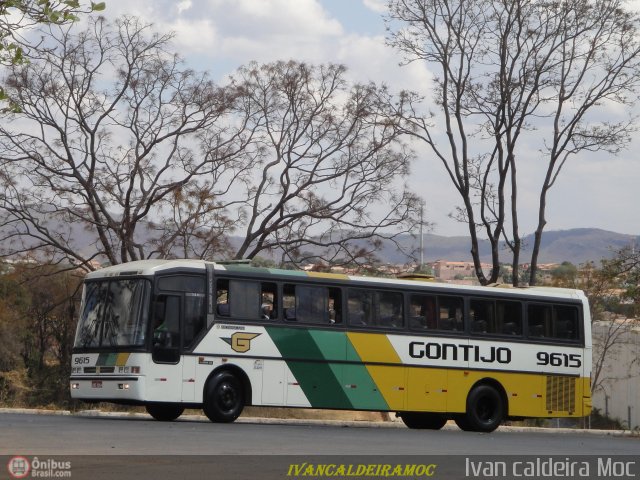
[222,332,261,353]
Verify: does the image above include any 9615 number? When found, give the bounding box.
[536,352,582,368]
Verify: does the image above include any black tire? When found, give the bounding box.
[203,371,245,423]
[457,384,505,432]
[453,415,473,431]
[145,403,184,422]
[400,412,448,430]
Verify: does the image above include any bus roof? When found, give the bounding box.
[85,259,585,301]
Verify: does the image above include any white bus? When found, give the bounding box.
[70,259,592,432]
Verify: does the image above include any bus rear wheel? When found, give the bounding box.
[399,412,448,430]
[455,384,504,432]
[146,403,184,422]
[203,371,245,423]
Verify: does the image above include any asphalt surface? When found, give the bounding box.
[0,409,638,455]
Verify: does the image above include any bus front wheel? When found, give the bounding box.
[146,403,184,422]
[399,412,448,430]
[455,384,504,433]
[203,371,245,423]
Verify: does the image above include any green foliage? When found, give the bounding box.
[501,264,543,286]
[0,0,104,110]
[250,256,276,268]
[550,261,578,286]
[0,262,82,407]
[580,244,640,320]
[413,264,434,276]
[589,408,626,431]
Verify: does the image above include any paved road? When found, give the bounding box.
[0,412,637,455]
[0,413,640,480]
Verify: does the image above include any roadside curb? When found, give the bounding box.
[1,408,637,436]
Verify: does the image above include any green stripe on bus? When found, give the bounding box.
[343,339,390,411]
[309,329,388,409]
[307,330,345,361]
[267,268,308,277]
[266,327,352,409]
[96,353,117,366]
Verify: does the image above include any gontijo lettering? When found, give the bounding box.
[409,342,511,364]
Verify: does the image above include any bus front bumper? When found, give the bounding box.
[70,376,145,401]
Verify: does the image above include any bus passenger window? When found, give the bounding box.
[438,296,464,331]
[554,305,579,340]
[283,284,296,321]
[215,279,263,320]
[295,285,328,324]
[377,291,403,329]
[497,301,522,335]
[261,283,278,320]
[229,280,261,319]
[409,294,436,330]
[469,299,493,333]
[348,289,403,329]
[216,279,230,316]
[348,289,373,326]
[527,304,551,338]
[328,288,342,324]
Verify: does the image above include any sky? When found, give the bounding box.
[93,0,640,238]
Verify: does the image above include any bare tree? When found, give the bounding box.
[574,245,640,394]
[228,61,422,267]
[387,0,640,285]
[0,16,251,269]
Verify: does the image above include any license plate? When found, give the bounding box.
[91,380,103,388]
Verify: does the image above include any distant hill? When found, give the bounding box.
[378,228,639,265]
[1,211,636,267]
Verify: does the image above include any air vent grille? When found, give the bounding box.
[546,375,576,413]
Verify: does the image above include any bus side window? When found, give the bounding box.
[261,283,278,320]
[281,284,338,325]
[283,284,296,321]
[348,289,373,326]
[216,279,230,316]
[528,304,551,338]
[328,287,342,324]
[497,300,522,335]
[409,294,436,330]
[469,299,493,333]
[438,296,464,331]
[214,279,262,320]
[554,305,579,340]
[377,291,403,329]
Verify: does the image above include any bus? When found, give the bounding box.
[70,259,592,432]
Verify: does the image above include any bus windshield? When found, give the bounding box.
[74,278,150,348]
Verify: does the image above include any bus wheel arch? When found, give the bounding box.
[456,379,507,433]
[202,366,251,423]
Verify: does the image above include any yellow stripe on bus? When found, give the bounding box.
[347,333,405,410]
[347,332,401,364]
[116,353,130,366]
[306,272,350,280]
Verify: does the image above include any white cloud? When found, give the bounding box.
[362,0,387,14]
